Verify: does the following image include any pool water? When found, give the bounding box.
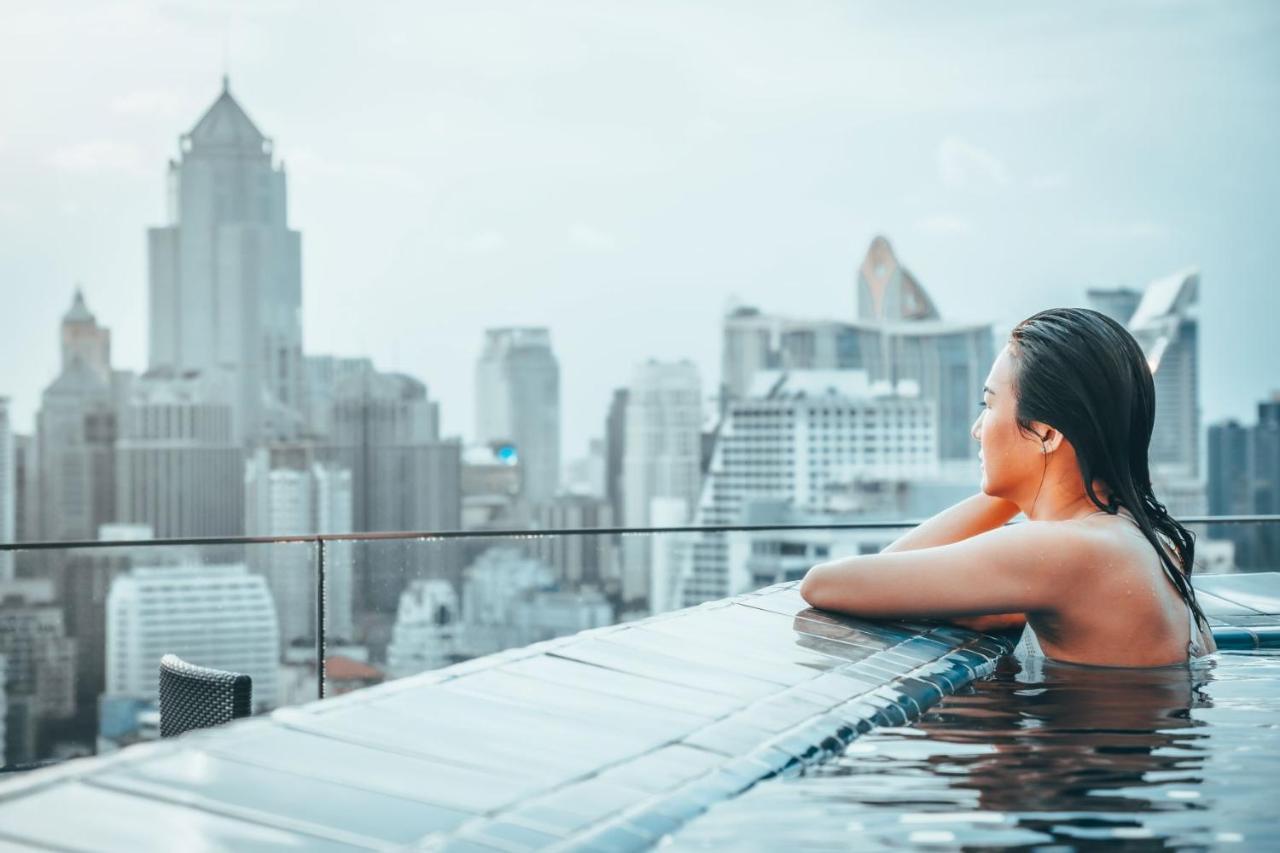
[665,650,1280,850]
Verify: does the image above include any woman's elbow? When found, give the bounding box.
[799,563,833,609]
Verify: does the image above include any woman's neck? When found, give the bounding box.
[1022,479,1113,522]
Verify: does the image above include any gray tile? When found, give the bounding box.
[1196,588,1267,618]
[442,668,704,744]
[91,749,470,844]
[501,654,739,718]
[203,726,537,814]
[1195,573,1280,615]
[683,717,777,756]
[550,639,779,701]
[594,745,725,794]
[0,782,364,852]
[459,820,560,852]
[601,628,817,686]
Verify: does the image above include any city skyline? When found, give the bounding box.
[1,3,1278,463]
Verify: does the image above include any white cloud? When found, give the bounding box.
[287,146,418,187]
[567,223,618,252]
[1029,172,1069,191]
[936,136,1011,190]
[915,214,974,235]
[1085,220,1170,241]
[110,90,184,117]
[47,140,146,175]
[461,230,507,254]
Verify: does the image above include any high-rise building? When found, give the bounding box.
[35,292,119,543]
[330,367,461,615]
[0,398,13,581]
[0,579,78,765]
[721,237,992,465]
[385,579,462,678]
[532,493,617,590]
[1208,420,1252,519]
[676,370,937,607]
[244,446,355,646]
[147,78,303,444]
[623,362,703,529]
[1086,287,1143,326]
[856,235,940,323]
[1128,269,1201,481]
[105,564,279,711]
[475,328,561,505]
[621,361,703,605]
[457,547,612,659]
[114,369,244,538]
[1205,392,1280,570]
[302,355,373,441]
[604,387,629,528]
[0,655,7,766]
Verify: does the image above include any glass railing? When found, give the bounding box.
[1,515,1276,771]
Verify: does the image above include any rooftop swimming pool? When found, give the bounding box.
[666,648,1280,850]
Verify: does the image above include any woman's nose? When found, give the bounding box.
[970,414,982,441]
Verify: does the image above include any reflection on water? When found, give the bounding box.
[668,651,1280,850]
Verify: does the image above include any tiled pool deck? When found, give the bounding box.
[0,574,1276,851]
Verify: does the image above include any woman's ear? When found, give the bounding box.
[1033,423,1065,454]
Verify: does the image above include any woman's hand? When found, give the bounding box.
[949,613,1027,633]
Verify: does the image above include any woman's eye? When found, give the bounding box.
[977,400,987,410]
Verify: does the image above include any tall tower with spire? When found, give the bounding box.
[36,290,118,541]
[147,77,303,444]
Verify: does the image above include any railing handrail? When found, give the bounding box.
[2,515,1278,552]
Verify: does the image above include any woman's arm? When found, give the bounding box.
[880,493,1021,554]
[799,520,1094,621]
[878,493,1026,632]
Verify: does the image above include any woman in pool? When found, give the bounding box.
[799,307,1215,667]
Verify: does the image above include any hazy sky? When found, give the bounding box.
[2,1,1277,461]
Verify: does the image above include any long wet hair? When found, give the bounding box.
[1007,307,1207,629]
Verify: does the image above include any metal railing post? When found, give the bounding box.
[316,537,327,701]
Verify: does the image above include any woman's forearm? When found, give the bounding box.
[880,493,1021,554]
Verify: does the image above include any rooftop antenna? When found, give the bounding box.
[221,9,231,93]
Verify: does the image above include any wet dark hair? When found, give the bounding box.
[1008,307,1207,629]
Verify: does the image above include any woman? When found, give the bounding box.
[799,307,1215,667]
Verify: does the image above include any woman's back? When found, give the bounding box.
[1019,508,1215,667]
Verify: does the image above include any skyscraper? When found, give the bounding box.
[621,361,703,605]
[0,579,77,765]
[147,77,303,444]
[0,398,13,581]
[721,237,992,465]
[1086,287,1143,326]
[1127,269,1201,480]
[105,564,279,711]
[114,369,244,538]
[604,387,629,530]
[244,447,355,646]
[35,291,118,542]
[678,370,937,607]
[856,235,940,323]
[475,328,561,505]
[330,366,461,615]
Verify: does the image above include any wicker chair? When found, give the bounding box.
[158,654,253,738]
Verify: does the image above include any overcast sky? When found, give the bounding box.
[2,1,1277,461]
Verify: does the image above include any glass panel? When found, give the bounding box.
[1,539,317,770]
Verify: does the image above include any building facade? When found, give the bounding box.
[114,369,244,539]
[676,370,937,608]
[475,328,561,505]
[105,564,279,711]
[147,78,304,444]
[721,237,991,466]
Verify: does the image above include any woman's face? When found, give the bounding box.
[971,344,1046,501]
